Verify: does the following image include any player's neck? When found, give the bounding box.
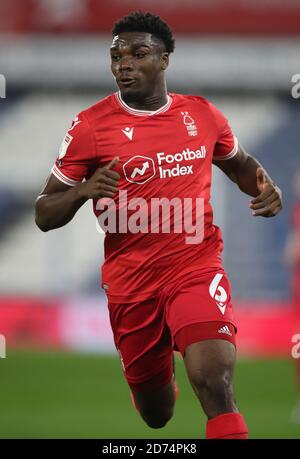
[120,89,168,112]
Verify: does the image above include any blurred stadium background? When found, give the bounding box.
[0,0,299,439]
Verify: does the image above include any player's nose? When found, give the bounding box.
[119,56,134,71]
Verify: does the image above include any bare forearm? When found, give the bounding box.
[35,158,120,232]
[35,185,88,232]
[230,154,259,197]
[214,144,282,217]
[229,154,274,198]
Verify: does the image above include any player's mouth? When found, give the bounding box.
[118,77,137,87]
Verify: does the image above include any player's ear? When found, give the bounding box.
[160,53,169,70]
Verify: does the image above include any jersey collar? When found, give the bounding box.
[115,92,172,116]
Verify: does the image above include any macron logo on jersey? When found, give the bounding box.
[122,127,134,140]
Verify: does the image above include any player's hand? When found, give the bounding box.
[78,157,120,199]
[250,168,282,217]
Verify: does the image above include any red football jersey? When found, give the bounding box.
[51,93,238,302]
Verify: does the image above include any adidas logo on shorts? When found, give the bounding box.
[218,325,232,336]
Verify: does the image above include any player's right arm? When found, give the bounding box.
[34,113,119,232]
[208,101,282,218]
[35,159,119,232]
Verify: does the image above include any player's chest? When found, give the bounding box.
[93,112,215,184]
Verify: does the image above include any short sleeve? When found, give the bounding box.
[208,102,238,161]
[51,113,96,186]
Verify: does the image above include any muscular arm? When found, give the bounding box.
[213,143,282,217]
[35,175,88,232]
[35,158,120,232]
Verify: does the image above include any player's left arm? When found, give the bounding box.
[213,143,283,217]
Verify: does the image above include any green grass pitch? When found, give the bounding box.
[0,350,299,438]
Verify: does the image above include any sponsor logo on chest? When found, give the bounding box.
[157,147,206,178]
[123,146,206,184]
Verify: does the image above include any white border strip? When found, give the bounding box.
[213,136,239,161]
[116,92,172,116]
[51,165,81,187]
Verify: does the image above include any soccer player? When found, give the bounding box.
[284,171,300,422]
[35,11,282,439]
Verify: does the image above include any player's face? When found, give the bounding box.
[110,32,168,102]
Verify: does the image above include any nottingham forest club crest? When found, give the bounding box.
[181,112,198,137]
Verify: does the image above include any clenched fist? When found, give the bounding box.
[250,168,283,217]
[78,157,120,199]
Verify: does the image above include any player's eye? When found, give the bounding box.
[111,55,121,61]
[135,53,146,58]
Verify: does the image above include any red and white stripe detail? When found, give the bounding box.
[213,136,239,161]
[51,165,81,187]
[115,92,173,116]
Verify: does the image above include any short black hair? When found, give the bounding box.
[112,11,175,54]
